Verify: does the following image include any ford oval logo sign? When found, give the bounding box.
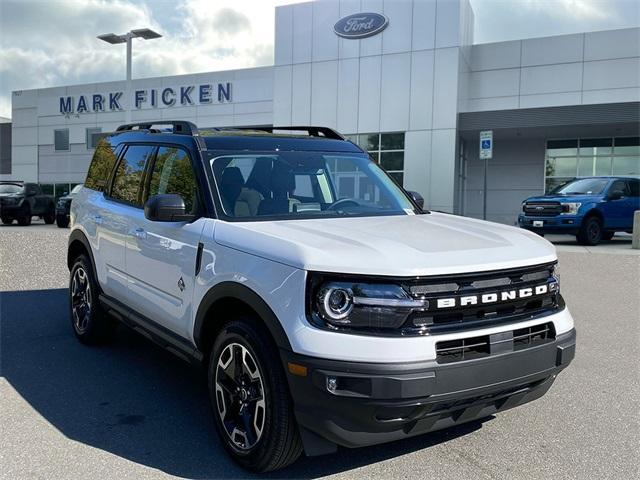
[334,12,388,39]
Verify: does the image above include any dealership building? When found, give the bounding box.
[5,0,640,224]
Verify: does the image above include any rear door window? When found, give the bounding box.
[626,179,639,197]
[110,145,155,207]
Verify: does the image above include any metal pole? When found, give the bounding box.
[483,155,487,220]
[125,34,132,123]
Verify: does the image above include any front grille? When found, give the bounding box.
[402,262,561,335]
[436,322,556,364]
[435,336,490,364]
[523,202,562,216]
[513,322,555,351]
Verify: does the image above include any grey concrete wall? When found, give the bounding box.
[0,123,11,174]
[463,136,546,225]
[38,144,91,183]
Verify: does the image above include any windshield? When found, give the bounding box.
[551,178,609,195]
[208,152,417,220]
[0,184,23,194]
[70,184,83,194]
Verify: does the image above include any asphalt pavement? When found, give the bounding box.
[1,225,638,479]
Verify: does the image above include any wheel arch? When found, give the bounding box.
[582,208,604,225]
[67,229,97,275]
[194,282,292,360]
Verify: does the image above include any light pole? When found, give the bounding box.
[97,28,162,123]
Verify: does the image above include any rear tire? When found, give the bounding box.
[43,205,55,224]
[1,217,13,225]
[17,205,31,226]
[577,216,602,246]
[208,319,302,472]
[69,254,115,345]
[56,215,69,228]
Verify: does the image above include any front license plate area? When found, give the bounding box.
[533,220,544,227]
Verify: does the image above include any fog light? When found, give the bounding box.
[327,377,338,393]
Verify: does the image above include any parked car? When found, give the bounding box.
[68,121,575,472]
[519,176,640,245]
[0,181,56,226]
[56,184,83,228]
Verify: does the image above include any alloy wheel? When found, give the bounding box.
[71,267,92,333]
[215,342,266,451]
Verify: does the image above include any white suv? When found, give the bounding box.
[68,121,576,472]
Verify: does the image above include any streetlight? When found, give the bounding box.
[97,28,162,122]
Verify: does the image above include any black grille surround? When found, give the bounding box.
[306,262,563,337]
[523,201,562,216]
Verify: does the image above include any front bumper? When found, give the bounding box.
[283,328,576,453]
[0,202,24,216]
[519,214,582,233]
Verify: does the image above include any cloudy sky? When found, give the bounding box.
[0,0,639,118]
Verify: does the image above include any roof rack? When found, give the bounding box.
[231,126,345,140]
[116,121,199,136]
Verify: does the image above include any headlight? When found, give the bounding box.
[560,202,581,215]
[312,280,428,330]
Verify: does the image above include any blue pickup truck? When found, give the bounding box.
[519,176,639,245]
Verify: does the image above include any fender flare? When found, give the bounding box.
[193,282,292,351]
[67,228,98,275]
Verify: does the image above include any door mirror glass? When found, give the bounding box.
[144,194,194,222]
[407,190,424,210]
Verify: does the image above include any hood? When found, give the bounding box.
[525,194,602,203]
[58,195,74,202]
[214,212,557,277]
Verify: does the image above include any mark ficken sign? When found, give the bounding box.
[59,82,232,115]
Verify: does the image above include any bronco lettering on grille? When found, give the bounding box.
[436,283,552,309]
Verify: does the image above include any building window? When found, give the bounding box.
[54,129,70,151]
[40,184,54,196]
[344,132,405,186]
[86,127,103,149]
[545,137,640,192]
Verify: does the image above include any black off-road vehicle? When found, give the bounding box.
[0,181,56,226]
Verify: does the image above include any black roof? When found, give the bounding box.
[108,121,364,153]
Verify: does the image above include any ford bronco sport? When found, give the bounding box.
[68,121,576,472]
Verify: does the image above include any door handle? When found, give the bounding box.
[93,215,103,225]
[131,227,147,239]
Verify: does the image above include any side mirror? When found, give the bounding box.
[144,194,193,222]
[407,190,425,210]
[607,190,624,201]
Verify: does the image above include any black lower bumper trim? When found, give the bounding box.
[282,328,576,454]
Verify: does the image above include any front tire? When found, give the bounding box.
[577,216,603,246]
[17,205,31,226]
[208,319,302,472]
[602,231,615,241]
[1,217,13,225]
[56,215,69,228]
[69,254,115,344]
[43,205,56,224]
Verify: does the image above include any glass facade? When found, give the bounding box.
[344,132,405,186]
[545,137,640,192]
[38,183,81,199]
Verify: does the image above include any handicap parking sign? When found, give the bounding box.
[480,131,493,159]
